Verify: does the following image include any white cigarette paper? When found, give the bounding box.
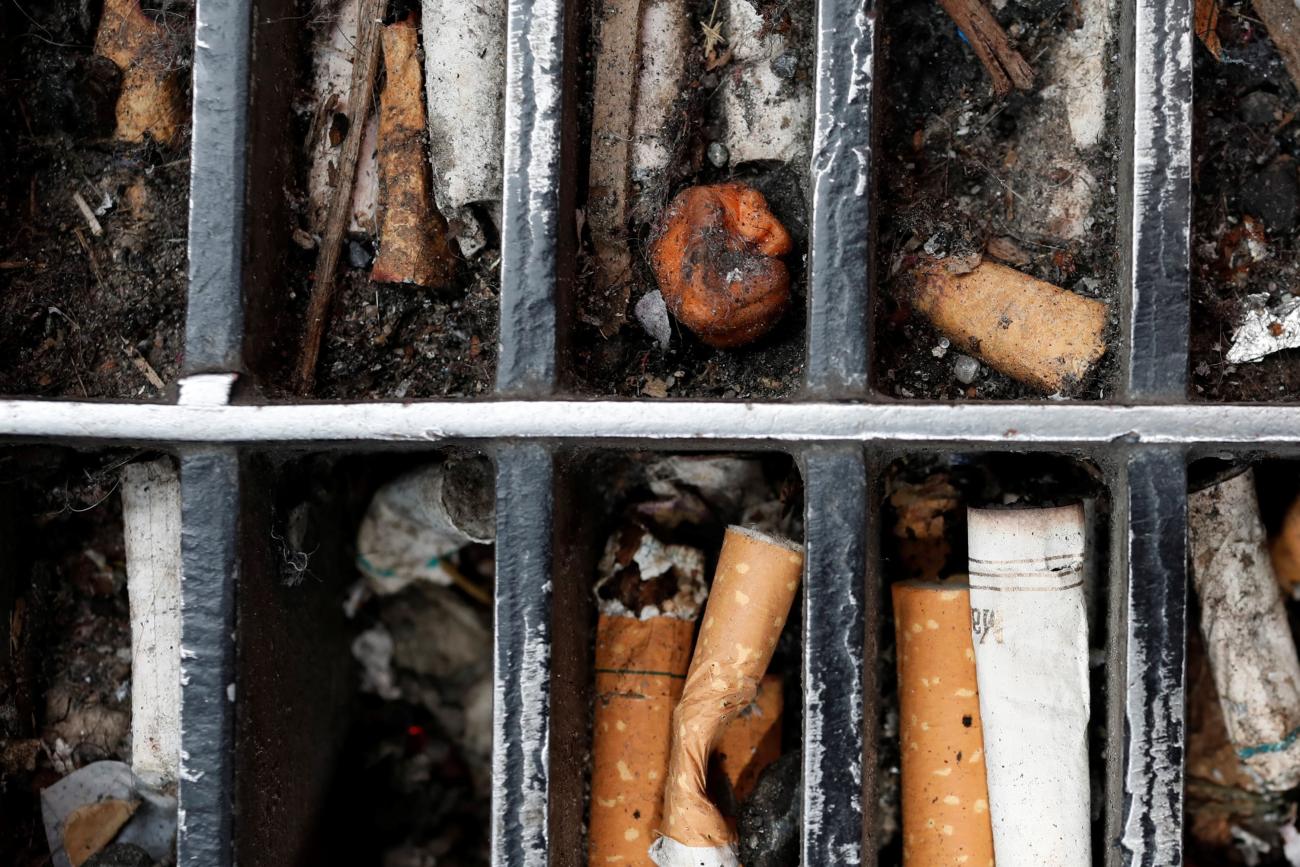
[120,459,182,786]
[967,503,1091,867]
[1189,468,1300,791]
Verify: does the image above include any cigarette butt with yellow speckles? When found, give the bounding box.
[589,613,697,865]
[892,579,995,867]
[714,673,783,808]
[649,526,803,867]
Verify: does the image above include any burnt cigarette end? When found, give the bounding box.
[650,183,793,349]
[910,256,1107,394]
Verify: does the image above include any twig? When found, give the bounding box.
[936,0,1034,96]
[124,340,166,390]
[73,227,108,293]
[72,191,103,237]
[293,0,386,394]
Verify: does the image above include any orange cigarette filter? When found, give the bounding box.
[892,580,995,867]
[658,526,803,850]
[714,673,783,806]
[590,614,697,865]
[1271,494,1300,597]
[94,0,185,147]
[911,257,1107,394]
[372,15,456,288]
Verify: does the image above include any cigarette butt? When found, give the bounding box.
[911,257,1107,393]
[590,613,697,866]
[967,503,1092,867]
[1271,494,1300,597]
[889,475,960,581]
[650,526,803,866]
[1186,630,1259,793]
[714,674,783,806]
[1189,468,1300,791]
[372,15,456,288]
[94,0,185,147]
[891,580,994,867]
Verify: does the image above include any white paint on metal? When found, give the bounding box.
[177,373,236,406]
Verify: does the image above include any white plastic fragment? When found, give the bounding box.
[1226,293,1300,364]
[721,0,811,166]
[356,461,494,595]
[1189,468,1300,791]
[422,0,506,237]
[648,836,739,867]
[120,458,182,787]
[306,0,380,236]
[967,503,1091,867]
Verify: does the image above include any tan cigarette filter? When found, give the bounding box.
[590,614,697,865]
[94,0,185,147]
[1271,495,1300,597]
[912,258,1107,393]
[653,526,803,860]
[372,15,457,288]
[714,674,783,805]
[892,580,994,867]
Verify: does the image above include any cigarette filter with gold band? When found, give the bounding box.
[892,579,994,867]
[649,526,803,867]
[1189,469,1300,791]
[967,504,1091,867]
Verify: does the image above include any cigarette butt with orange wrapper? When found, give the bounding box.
[892,579,995,867]
[649,526,803,867]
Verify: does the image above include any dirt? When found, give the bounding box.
[0,3,189,400]
[1191,1,1300,401]
[0,448,143,867]
[571,0,814,399]
[876,0,1121,401]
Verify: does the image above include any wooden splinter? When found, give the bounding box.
[649,526,803,867]
[936,0,1034,96]
[911,257,1107,394]
[372,15,456,287]
[892,580,994,867]
[94,0,185,147]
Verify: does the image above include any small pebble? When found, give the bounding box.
[347,238,375,270]
[771,52,798,80]
[707,142,730,168]
[953,354,980,384]
[931,337,950,358]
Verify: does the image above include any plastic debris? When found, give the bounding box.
[1226,294,1300,364]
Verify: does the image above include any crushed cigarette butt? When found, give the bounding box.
[93,0,185,147]
[650,184,793,348]
[713,674,783,805]
[911,256,1107,393]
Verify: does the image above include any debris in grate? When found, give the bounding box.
[275,0,500,399]
[1192,1,1300,400]
[877,0,1119,400]
[0,3,189,399]
[576,0,812,398]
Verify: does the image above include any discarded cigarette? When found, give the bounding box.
[305,0,380,237]
[650,184,793,349]
[1187,631,1259,793]
[936,0,1034,96]
[422,0,506,245]
[1272,493,1300,598]
[1189,468,1300,792]
[889,474,961,581]
[371,15,456,288]
[649,526,803,867]
[356,458,495,596]
[967,503,1091,867]
[120,459,182,787]
[629,0,692,220]
[892,580,994,867]
[911,256,1107,393]
[714,674,783,806]
[721,0,811,166]
[93,0,185,147]
[590,524,706,866]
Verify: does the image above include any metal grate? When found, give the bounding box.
[0,0,1224,864]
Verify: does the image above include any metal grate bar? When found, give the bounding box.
[177,449,241,867]
[805,0,877,397]
[492,443,556,865]
[496,0,569,395]
[1109,448,1187,866]
[184,0,250,374]
[801,446,868,864]
[1121,0,1193,401]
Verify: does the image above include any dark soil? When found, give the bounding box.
[0,448,142,867]
[571,0,813,399]
[1191,2,1300,401]
[0,3,189,400]
[876,0,1120,401]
